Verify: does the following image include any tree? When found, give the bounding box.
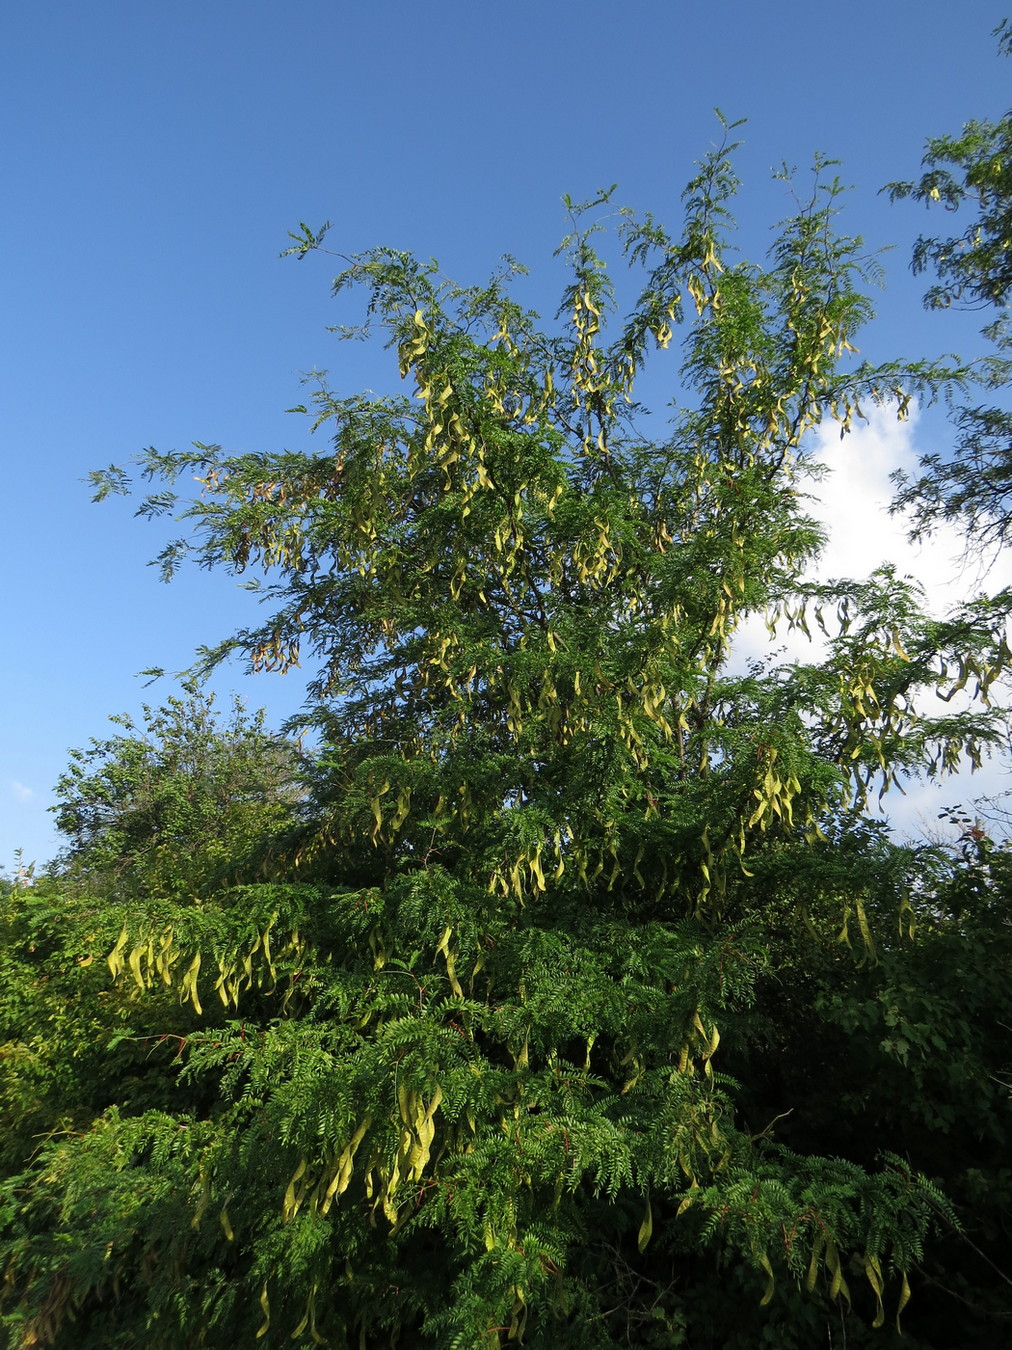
[3,135,1010,1348]
[50,683,305,899]
[886,20,1012,559]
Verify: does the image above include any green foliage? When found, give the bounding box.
[50,683,305,899]
[2,130,1010,1348]
[886,22,1012,559]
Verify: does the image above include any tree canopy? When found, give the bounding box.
[50,683,305,899]
[1,126,1010,1350]
[887,19,1012,562]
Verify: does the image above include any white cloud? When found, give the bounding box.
[9,781,34,803]
[732,403,1012,839]
[802,403,998,604]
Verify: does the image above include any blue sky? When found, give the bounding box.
[3,1,1010,868]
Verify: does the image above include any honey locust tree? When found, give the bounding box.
[3,137,1008,1349]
